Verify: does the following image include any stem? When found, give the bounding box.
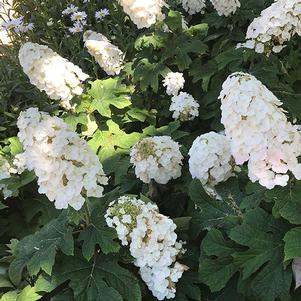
[146,180,158,199]
[83,201,91,225]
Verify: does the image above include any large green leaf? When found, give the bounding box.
[189,180,241,231]
[15,286,41,301]
[79,205,120,261]
[175,272,202,301]
[200,229,239,292]
[284,227,301,261]
[53,254,141,301]
[9,213,73,285]
[165,10,183,32]
[229,208,291,301]
[88,79,132,118]
[265,183,301,225]
[88,120,141,176]
[200,257,238,292]
[133,58,168,92]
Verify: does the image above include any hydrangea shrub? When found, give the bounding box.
[1,0,301,300]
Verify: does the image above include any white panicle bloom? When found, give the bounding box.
[237,0,301,55]
[170,92,199,121]
[105,196,187,300]
[17,108,108,210]
[182,0,206,15]
[83,30,124,76]
[18,42,89,110]
[130,136,183,184]
[188,132,235,195]
[220,72,301,189]
[119,0,166,29]
[210,0,240,17]
[163,72,185,96]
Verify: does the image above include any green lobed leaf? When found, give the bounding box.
[133,58,168,92]
[88,78,132,118]
[9,213,73,285]
[265,183,301,225]
[79,205,120,261]
[53,254,141,301]
[229,208,292,301]
[175,272,202,301]
[284,227,301,261]
[200,229,239,292]
[189,179,241,231]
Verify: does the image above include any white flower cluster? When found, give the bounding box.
[119,0,166,29]
[95,8,110,21]
[62,4,87,33]
[237,0,301,55]
[170,92,199,121]
[163,72,185,96]
[105,196,187,300]
[83,30,124,76]
[182,0,206,15]
[0,157,14,199]
[16,108,108,210]
[220,72,301,189]
[1,16,34,34]
[188,132,235,195]
[210,0,240,17]
[19,42,89,110]
[130,136,183,184]
[0,153,26,199]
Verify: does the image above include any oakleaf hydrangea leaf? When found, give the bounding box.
[9,213,73,285]
[79,206,120,260]
[88,78,132,118]
[53,254,141,301]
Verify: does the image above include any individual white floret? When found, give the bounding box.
[18,42,89,110]
[83,30,124,76]
[188,132,235,194]
[71,11,87,22]
[182,0,206,15]
[16,108,108,210]
[210,0,240,17]
[130,136,183,184]
[69,22,84,33]
[119,0,166,29]
[62,4,78,16]
[105,196,187,300]
[237,0,301,55]
[95,8,110,21]
[163,72,185,96]
[170,92,199,121]
[220,72,301,189]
